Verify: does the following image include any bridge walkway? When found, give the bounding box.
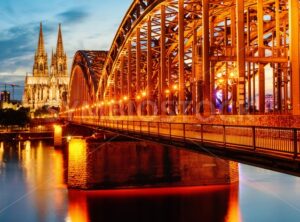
[70,118,300,176]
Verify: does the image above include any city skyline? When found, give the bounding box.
[0,0,132,99]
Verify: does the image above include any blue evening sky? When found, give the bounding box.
[0,0,132,99]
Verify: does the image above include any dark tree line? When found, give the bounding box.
[0,108,30,127]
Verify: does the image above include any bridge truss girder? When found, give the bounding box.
[65,0,300,118]
[68,50,107,118]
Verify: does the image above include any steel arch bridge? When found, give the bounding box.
[65,0,300,119]
[68,50,107,114]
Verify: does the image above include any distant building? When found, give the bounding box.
[1,91,10,103]
[22,23,69,110]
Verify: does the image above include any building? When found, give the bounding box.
[1,91,10,103]
[22,23,69,110]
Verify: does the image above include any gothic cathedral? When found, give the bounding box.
[22,23,69,110]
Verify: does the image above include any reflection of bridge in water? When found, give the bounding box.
[61,0,300,175]
[67,138,238,189]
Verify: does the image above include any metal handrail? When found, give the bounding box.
[70,117,299,159]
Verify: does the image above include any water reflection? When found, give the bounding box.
[67,139,239,189]
[0,141,68,221]
[0,139,300,221]
[0,142,3,174]
[67,185,239,222]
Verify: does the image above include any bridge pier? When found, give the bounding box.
[54,125,63,147]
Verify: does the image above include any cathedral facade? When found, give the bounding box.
[22,23,69,110]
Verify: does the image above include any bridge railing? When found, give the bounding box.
[71,117,299,159]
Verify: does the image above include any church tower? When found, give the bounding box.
[23,23,69,111]
[33,23,48,77]
[51,24,68,77]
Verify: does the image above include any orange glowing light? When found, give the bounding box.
[110,99,115,104]
[68,138,87,189]
[229,71,237,79]
[123,96,128,101]
[0,142,3,164]
[136,95,141,100]
[218,78,225,85]
[68,191,89,222]
[172,84,178,91]
[54,125,63,147]
[141,91,147,97]
[165,89,170,95]
[224,186,242,222]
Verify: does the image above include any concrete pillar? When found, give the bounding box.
[67,138,88,189]
[54,125,63,147]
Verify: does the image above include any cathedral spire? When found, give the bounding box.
[51,49,55,66]
[33,22,48,77]
[37,22,46,56]
[56,24,64,56]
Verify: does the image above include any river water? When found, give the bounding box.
[0,140,300,222]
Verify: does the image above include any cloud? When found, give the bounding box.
[57,8,89,24]
[0,24,37,74]
[0,25,34,58]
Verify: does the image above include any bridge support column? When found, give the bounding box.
[289,0,300,115]
[192,16,202,115]
[257,0,265,113]
[160,4,167,115]
[236,0,246,114]
[120,56,125,115]
[54,125,63,147]
[127,41,134,116]
[178,0,185,115]
[136,28,142,116]
[231,6,237,114]
[147,17,153,116]
[202,0,211,115]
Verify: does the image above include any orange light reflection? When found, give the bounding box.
[225,184,242,222]
[68,191,89,222]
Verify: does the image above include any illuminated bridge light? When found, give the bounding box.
[136,95,141,101]
[141,91,147,98]
[172,84,178,91]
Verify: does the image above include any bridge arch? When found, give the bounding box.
[95,0,299,116]
[68,50,107,117]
